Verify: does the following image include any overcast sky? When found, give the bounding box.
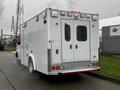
[0,0,120,34]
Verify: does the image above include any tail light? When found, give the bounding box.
[51,66,62,71]
[51,66,56,70]
[92,63,96,66]
[90,62,99,67]
[56,66,61,70]
[96,62,100,66]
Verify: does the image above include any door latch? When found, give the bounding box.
[75,45,78,49]
[70,44,72,49]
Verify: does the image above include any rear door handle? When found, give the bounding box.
[70,44,72,49]
[75,45,78,49]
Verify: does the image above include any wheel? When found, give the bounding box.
[28,61,34,73]
[16,52,21,65]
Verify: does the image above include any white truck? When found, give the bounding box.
[16,8,100,75]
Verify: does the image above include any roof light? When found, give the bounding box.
[60,11,66,16]
[67,12,72,17]
[74,12,79,17]
[86,14,91,19]
[71,11,80,13]
[92,15,98,21]
[80,13,85,18]
[51,10,59,17]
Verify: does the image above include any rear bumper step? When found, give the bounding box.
[49,67,100,75]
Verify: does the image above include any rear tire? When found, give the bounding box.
[28,61,34,73]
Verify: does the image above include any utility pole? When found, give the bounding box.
[11,16,15,34]
[16,0,20,37]
[1,29,3,42]
[11,16,15,39]
[16,0,24,37]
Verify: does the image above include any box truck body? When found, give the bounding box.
[16,8,100,75]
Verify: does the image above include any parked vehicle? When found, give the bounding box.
[0,41,4,51]
[16,8,100,75]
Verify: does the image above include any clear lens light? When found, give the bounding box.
[86,14,91,19]
[74,13,79,17]
[60,11,66,16]
[51,11,58,17]
[60,66,64,69]
[80,13,85,18]
[67,12,72,17]
[92,15,98,21]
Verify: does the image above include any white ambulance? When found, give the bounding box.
[16,8,100,75]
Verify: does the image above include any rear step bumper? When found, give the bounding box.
[49,67,100,75]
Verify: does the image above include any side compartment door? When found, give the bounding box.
[61,19,74,62]
[74,20,90,61]
[18,29,24,64]
[22,30,28,66]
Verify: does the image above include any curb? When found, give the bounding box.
[86,72,120,85]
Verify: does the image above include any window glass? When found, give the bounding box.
[65,23,71,41]
[77,26,87,41]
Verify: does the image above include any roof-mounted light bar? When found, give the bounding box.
[50,9,98,21]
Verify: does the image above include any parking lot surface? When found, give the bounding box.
[0,52,120,90]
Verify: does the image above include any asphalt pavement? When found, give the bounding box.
[0,52,120,90]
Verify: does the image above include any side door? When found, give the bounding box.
[61,19,74,63]
[74,20,90,61]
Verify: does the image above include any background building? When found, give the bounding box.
[100,16,120,54]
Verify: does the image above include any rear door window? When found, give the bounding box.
[65,23,71,41]
[76,26,87,41]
